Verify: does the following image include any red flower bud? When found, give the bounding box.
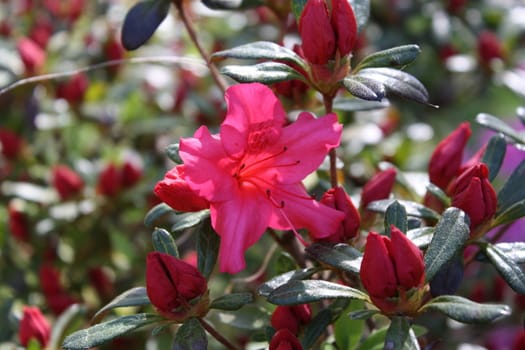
[0,128,24,160]
[360,168,397,209]
[39,265,78,315]
[154,165,210,212]
[428,122,471,191]
[477,31,504,67]
[55,73,89,105]
[8,202,29,242]
[97,163,121,197]
[18,306,51,347]
[318,186,360,242]
[44,0,85,22]
[360,227,426,315]
[271,304,312,335]
[330,0,358,57]
[146,252,208,321]
[17,37,46,75]
[121,160,142,189]
[269,329,303,350]
[451,163,497,231]
[52,165,84,200]
[88,267,114,299]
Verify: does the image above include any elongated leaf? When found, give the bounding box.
[196,218,220,279]
[385,200,408,234]
[420,295,510,323]
[258,267,319,297]
[406,227,434,248]
[209,293,253,311]
[173,318,207,350]
[220,62,304,84]
[476,113,525,145]
[144,203,173,228]
[493,199,525,226]
[424,208,470,282]
[481,135,507,181]
[355,45,421,71]
[384,317,410,350]
[367,199,440,221]
[305,243,362,275]
[348,308,379,320]
[62,313,160,350]
[165,143,181,163]
[335,300,367,350]
[497,159,525,214]
[491,242,525,263]
[92,287,150,323]
[121,0,171,50]
[212,41,306,68]
[152,228,179,257]
[355,327,388,350]
[267,280,369,305]
[302,309,332,350]
[429,252,464,297]
[333,97,390,111]
[349,0,370,31]
[171,210,210,232]
[403,328,421,350]
[342,76,385,101]
[201,0,262,10]
[425,183,450,207]
[48,304,86,350]
[484,243,525,294]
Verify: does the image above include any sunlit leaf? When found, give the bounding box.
[406,227,434,249]
[367,199,440,221]
[493,199,525,226]
[355,45,420,71]
[333,97,390,111]
[220,62,304,84]
[476,113,525,145]
[481,134,507,181]
[257,267,319,297]
[305,243,362,275]
[92,287,151,324]
[212,41,306,68]
[342,76,385,101]
[209,293,253,311]
[483,243,525,294]
[349,0,371,31]
[171,210,210,232]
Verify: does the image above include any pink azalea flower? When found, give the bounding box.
[179,83,345,273]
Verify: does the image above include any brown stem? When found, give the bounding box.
[323,94,338,188]
[173,1,227,94]
[198,318,240,350]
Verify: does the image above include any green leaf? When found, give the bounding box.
[165,143,182,163]
[354,327,388,350]
[258,267,319,297]
[220,62,304,84]
[201,0,262,10]
[171,210,210,232]
[384,317,410,350]
[367,199,440,222]
[335,300,367,350]
[275,252,298,276]
[62,313,160,350]
[196,218,220,279]
[424,208,470,282]
[476,113,525,145]
[333,97,390,111]
[403,328,421,350]
[267,280,369,305]
[48,304,86,350]
[212,41,306,68]
[481,135,507,181]
[342,76,385,101]
[152,228,179,258]
[406,227,434,249]
[483,243,525,294]
[493,199,525,226]
[349,0,371,32]
[91,287,151,324]
[497,159,525,215]
[419,295,511,324]
[292,0,308,19]
[348,308,379,320]
[305,243,362,275]
[173,318,207,350]
[144,203,173,228]
[209,293,253,311]
[354,45,421,71]
[425,183,451,208]
[489,242,525,264]
[384,200,408,235]
[302,309,332,350]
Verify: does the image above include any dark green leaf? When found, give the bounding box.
[493,199,525,226]
[196,218,220,279]
[429,252,464,297]
[302,309,332,350]
[144,203,173,228]
[481,135,507,181]
[484,243,525,294]
[425,183,451,208]
[292,0,308,19]
[152,228,179,258]
[367,199,440,221]
[348,308,379,320]
[420,295,511,323]
[424,208,470,282]
[173,318,207,350]
[92,287,150,324]
[476,113,525,145]
[209,293,253,311]
[349,0,371,31]
[201,0,262,10]
[220,62,304,84]
[384,317,410,350]
[171,210,210,232]
[165,143,181,163]
[406,227,434,248]
[497,159,525,215]
[385,200,408,235]
[335,300,367,350]
[355,45,421,71]
[333,97,390,111]
[490,242,525,264]
[62,313,160,350]
[342,76,385,101]
[212,41,306,68]
[305,243,362,275]
[267,280,369,305]
[121,0,171,51]
[258,267,319,297]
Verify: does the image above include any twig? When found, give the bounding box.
[198,318,240,350]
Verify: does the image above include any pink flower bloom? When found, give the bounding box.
[179,83,344,273]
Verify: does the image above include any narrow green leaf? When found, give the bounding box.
[384,317,410,350]
[171,210,210,232]
[348,308,380,320]
[335,300,367,350]
[403,328,421,350]
[302,309,332,350]
[342,76,385,101]
[491,242,525,264]
[62,313,160,350]
[292,0,308,19]
[209,293,253,311]
[257,267,319,297]
[144,203,173,228]
[173,318,207,350]
[425,183,451,208]
[367,199,440,221]
[152,228,179,257]
[497,159,525,215]
[92,287,150,324]
[333,97,390,112]
[476,113,525,145]
[48,304,86,350]
[484,243,525,294]
[196,218,220,279]
[201,0,262,10]
[212,41,306,68]
[267,280,369,305]
[406,227,434,249]
[481,135,507,181]
[355,45,421,71]
[349,0,371,32]
[165,143,181,163]
[220,62,304,84]
[385,200,408,235]
[493,199,525,226]
[420,295,511,324]
[354,327,388,350]
[305,243,362,275]
[424,208,470,282]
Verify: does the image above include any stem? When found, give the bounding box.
[323,94,338,188]
[173,1,228,94]
[198,318,240,350]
